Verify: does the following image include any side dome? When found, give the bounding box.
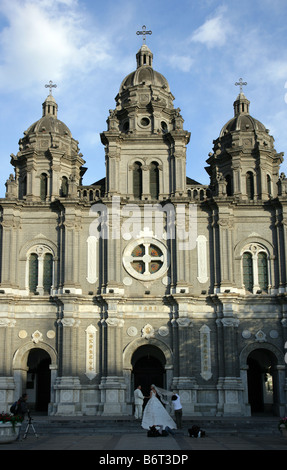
[18,94,78,154]
[24,95,71,139]
[220,92,267,137]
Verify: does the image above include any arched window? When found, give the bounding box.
[133,162,142,199]
[226,174,232,196]
[258,252,268,292]
[28,246,54,295]
[243,252,253,292]
[246,172,254,200]
[20,175,27,199]
[61,176,68,197]
[43,253,53,294]
[40,173,48,200]
[29,253,38,293]
[150,161,159,199]
[242,244,269,294]
[267,175,272,197]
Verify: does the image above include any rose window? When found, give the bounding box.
[123,238,169,281]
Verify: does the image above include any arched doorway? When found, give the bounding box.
[26,348,51,412]
[132,345,166,399]
[247,348,277,414]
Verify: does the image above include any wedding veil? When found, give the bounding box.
[151,384,175,405]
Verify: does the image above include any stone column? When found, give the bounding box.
[63,211,82,293]
[1,216,19,289]
[54,317,81,415]
[100,315,126,415]
[220,317,243,415]
[0,319,16,412]
[217,214,234,292]
[171,317,179,378]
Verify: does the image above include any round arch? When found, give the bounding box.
[123,337,173,370]
[234,236,274,260]
[240,342,284,366]
[240,342,285,416]
[123,338,174,410]
[12,341,58,412]
[13,341,57,369]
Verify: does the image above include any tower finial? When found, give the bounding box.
[45,80,57,96]
[235,78,247,93]
[136,25,152,44]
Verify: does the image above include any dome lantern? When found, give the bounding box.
[233,92,250,117]
[136,44,153,68]
[43,80,58,117]
[42,94,58,118]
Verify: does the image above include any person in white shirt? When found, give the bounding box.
[134,385,145,419]
[171,393,182,429]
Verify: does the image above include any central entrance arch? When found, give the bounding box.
[132,345,166,398]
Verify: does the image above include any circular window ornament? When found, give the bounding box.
[140,117,150,127]
[123,237,169,281]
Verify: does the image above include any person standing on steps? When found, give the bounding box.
[134,385,145,420]
[172,393,183,429]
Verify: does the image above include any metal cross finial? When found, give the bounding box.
[136,25,152,43]
[45,80,57,96]
[235,78,247,93]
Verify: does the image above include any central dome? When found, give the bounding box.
[119,45,170,94]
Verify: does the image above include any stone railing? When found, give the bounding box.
[77,186,103,201]
[186,185,211,201]
[77,184,212,202]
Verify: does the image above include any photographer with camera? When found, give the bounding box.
[17,393,29,418]
[13,393,28,440]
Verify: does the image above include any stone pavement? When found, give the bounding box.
[0,415,286,452]
[1,430,286,451]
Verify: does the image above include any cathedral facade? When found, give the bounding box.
[1,43,287,417]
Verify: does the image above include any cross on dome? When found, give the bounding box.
[45,80,57,96]
[235,78,247,93]
[136,25,152,44]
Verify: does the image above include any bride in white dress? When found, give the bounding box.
[141,385,176,430]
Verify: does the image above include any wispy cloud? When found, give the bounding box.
[167,54,194,72]
[0,0,112,92]
[189,7,231,48]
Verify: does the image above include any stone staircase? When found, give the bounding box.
[27,415,281,436]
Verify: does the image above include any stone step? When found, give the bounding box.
[26,416,281,436]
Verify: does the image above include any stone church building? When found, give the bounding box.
[1,40,287,417]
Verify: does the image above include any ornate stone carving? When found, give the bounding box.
[127,326,138,337]
[158,326,169,336]
[200,325,212,381]
[85,324,97,380]
[255,330,266,342]
[141,323,154,339]
[32,330,43,344]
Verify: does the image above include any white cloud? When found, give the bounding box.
[0,0,112,92]
[168,54,194,72]
[190,9,231,48]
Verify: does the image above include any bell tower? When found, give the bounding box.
[7,82,86,202]
[206,80,283,200]
[100,29,190,201]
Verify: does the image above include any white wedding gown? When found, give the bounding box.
[141,391,177,430]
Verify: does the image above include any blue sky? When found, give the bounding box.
[1,0,287,197]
